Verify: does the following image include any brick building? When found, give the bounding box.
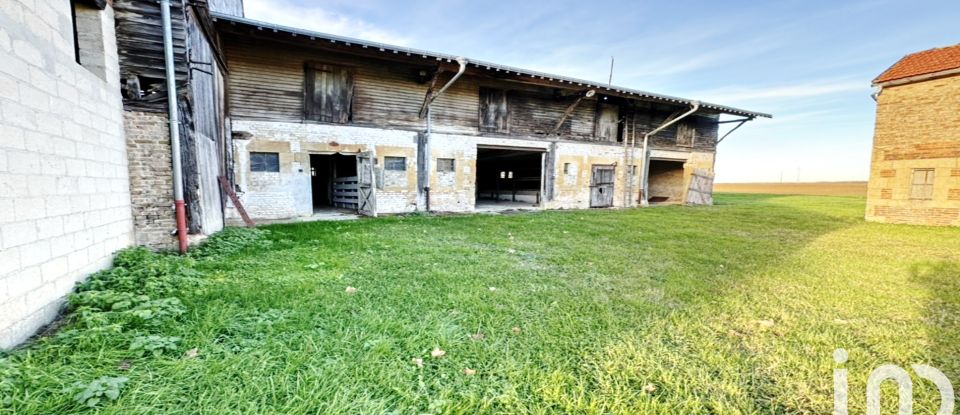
[866,44,960,226]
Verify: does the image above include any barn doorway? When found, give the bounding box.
[475,146,543,212]
[647,159,686,204]
[309,153,359,214]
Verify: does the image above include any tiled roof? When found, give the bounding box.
[874,44,960,84]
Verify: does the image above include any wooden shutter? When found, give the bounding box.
[479,87,509,133]
[910,169,935,200]
[676,122,695,147]
[305,64,353,123]
[595,103,619,141]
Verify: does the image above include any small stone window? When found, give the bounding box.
[563,163,573,174]
[384,156,406,171]
[437,158,455,173]
[250,152,280,172]
[70,0,108,80]
[910,168,935,200]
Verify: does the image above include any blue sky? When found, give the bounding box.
[242,0,960,183]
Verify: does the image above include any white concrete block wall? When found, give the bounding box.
[0,1,133,349]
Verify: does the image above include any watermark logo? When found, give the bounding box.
[833,348,954,415]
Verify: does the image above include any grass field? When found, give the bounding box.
[715,181,868,197]
[2,194,959,414]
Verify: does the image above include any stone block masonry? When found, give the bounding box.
[0,1,133,348]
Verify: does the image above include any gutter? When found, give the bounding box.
[421,57,467,211]
[161,0,188,254]
[638,101,700,206]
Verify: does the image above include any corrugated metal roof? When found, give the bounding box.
[211,12,771,119]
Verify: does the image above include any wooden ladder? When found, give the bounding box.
[218,176,255,227]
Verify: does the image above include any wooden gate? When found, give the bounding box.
[686,169,714,205]
[356,151,377,216]
[590,165,615,208]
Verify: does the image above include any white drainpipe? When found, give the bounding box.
[639,101,700,206]
[422,57,467,211]
[161,0,187,253]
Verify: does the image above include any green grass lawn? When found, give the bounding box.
[3,194,959,414]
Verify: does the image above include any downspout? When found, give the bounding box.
[639,101,700,206]
[422,57,467,211]
[161,0,188,254]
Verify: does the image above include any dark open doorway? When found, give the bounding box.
[310,153,358,212]
[647,159,686,204]
[475,147,543,211]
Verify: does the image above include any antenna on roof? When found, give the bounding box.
[608,56,615,86]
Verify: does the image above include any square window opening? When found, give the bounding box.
[70,0,108,81]
[384,156,406,171]
[251,152,280,172]
[437,158,455,173]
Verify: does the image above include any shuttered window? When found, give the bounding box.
[479,87,509,133]
[595,103,620,141]
[250,152,280,172]
[304,63,353,123]
[910,168,935,200]
[676,122,695,147]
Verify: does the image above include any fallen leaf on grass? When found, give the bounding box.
[727,330,742,337]
[507,249,516,254]
[431,347,446,358]
[511,327,521,334]
[184,348,198,359]
[463,368,476,376]
[643,383,657,393]
[411,358,423,368]
[345,286,358,294]
[117,360,131,371]
[470,333,484,341]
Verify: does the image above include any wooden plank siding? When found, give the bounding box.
[222,35,721,151]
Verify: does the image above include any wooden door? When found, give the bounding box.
[590,165,615,208]
[356,151,377,216]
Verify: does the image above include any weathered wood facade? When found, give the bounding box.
[115,0,242,246]
[219,36,724,150]
[211,13,768,220]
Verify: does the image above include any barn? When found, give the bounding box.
[211,14,769,221]
[866,44,960,226]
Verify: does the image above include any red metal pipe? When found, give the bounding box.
[175,200,187,254]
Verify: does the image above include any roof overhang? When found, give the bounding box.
[211,12,771,120]
[873,66,960,88]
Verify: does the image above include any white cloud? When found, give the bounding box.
[242,0,411,46]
